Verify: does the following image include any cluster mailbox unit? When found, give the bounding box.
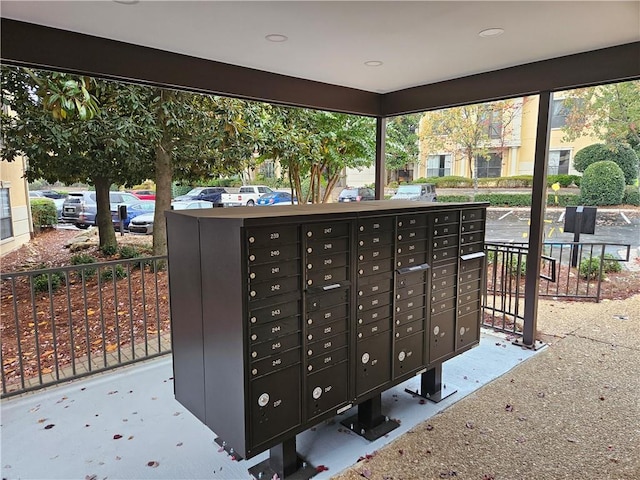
[166,200,487,479]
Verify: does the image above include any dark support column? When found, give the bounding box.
[405,363,457,403]
[374,117,387,200]
[248,436,317,480]
[340,393,399,441]
[519,91,552,349]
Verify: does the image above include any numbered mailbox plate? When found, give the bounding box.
[305,222,349,240]
[246,226,299,247]
[248,243,299,266]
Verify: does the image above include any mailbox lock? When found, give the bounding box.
[398,351,406,361]
[250,316,257,324]
[307,231,313,237]
[307,334,313,341]
[460,327,466,336]
[433,326,440,336]
[307,264,313,269]
[308,365,313,372]
[249,237,255,244]
[252,368,258,376]
[307,349,313,356]
[361,353,370,364]
[252,351,257,358]
[250,273,256,279]
[251,334,258,341]
[307,319,313,325]
[249,254,256,261]
[312,387,323,400]
[258,393,270,407]
[307,247,313,254]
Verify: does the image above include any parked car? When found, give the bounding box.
[128,189,156,201]
[61,191,141,229]
[390,183,437,202]
[111,200,156,231]
[256,191,297,206]
[174,187,226,206]
[30,190,66,199]
[221,185,274,207]
[337,187,375,202]
[128,200,213,235]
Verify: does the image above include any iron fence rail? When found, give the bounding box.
[483,241,631,336]
[0,256,170,398]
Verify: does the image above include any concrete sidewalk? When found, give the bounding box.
[332,295,640,480]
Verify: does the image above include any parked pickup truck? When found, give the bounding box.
[390,183,437,202]
[222,185,274,207]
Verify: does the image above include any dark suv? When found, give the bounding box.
[337,187,375,202]
[174,187,227,206]
[61,191,141,229]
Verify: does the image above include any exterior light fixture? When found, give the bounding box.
[479,28,505,38]
[265,34,288,43]
[364,60,383,67]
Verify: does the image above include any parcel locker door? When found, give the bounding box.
[249,364,301,450]
[429,309,456,363]
[356,331,392,396]
[306,361,350,421]
[394,331,424,380]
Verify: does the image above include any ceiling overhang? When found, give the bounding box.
[1,18,639,117]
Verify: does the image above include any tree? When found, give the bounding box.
[386,114,421,181]
[419,99,524,195]
[260,107,375,203]
[562,81,640,151]
[2,67,157,250]
[574,143,638,185]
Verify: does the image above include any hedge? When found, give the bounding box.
[437,193,581,207]
[30,198,57,232]
[622,185,640,206]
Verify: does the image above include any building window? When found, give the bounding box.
[426,154,451,177]
[1,188,13,240]
[476,153,502,178]
[488,110,503,139]
[259,160,275,178]
[551,99,569,129]
[548,150,570,175]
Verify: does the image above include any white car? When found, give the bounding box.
[128,200,213,234]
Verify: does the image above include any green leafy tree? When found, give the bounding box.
[580,161,625,206]
[386,114,421,181]
[1,67,156,250]
[574,143,638,185]
[260,107,375,203]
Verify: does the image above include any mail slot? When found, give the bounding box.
[251,316,300,343]
[305,222,349,239]
[358,245,394,262]
[433,234,459,250]
[394,306,425,326]
[307,346,348,372]
[248,243,299,266]
[307,236,349,255]
[247,226,299,247]
[251,347,301,378]
[307,317,348,342]
[397,214,428,229]
[251,332,301,361]
[358,216,394,234]
[249,299,300,325]
[249,260,300,284]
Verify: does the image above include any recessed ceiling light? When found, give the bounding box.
[265,34,288,43]
[479,28,505,38]
[364,60,383,67]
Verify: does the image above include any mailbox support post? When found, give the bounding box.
[405,363,457,403]
[248,437,317,480]
[341,394,400,441]
[570,206,584,267]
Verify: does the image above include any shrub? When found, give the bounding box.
[495,176,534,188]
[547,174,581,188]
[100,244,118,256]
[574,143,639,185]
[580,161,625,206]
[622,185,640,206]
[119,245,140,259]
[437,194,472,203]
[70,253,97,279]
[100,264,128,282]
[32,272,64,293]
[30,199,57,232]
[428,176,472,188]
[579,254,622,280]
[475,193,532,206]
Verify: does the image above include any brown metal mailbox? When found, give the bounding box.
[166,200,486,461]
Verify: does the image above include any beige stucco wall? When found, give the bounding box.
[0,158,32,257]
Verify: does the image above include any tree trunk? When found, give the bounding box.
[93,176,117,250]
[152,89,175,257]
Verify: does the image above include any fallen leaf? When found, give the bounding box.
[177,442,183,447]
[147,461,159,468]
[360,469,371,479]
[106,344,118,352]
[128,436,134,440]
[44,424,55,430]
[113,434,122,440]
[426,424,434,431]
[85,475,97,480]
[37,418,47,423]
[316,465,329,472]
[505,404,514,412]
[465,421,474,429]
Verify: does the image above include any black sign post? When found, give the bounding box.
[563,206,597,267]
[118,205,128,236]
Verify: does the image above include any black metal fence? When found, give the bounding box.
[483,241,631,336]
[0,256,170,398]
